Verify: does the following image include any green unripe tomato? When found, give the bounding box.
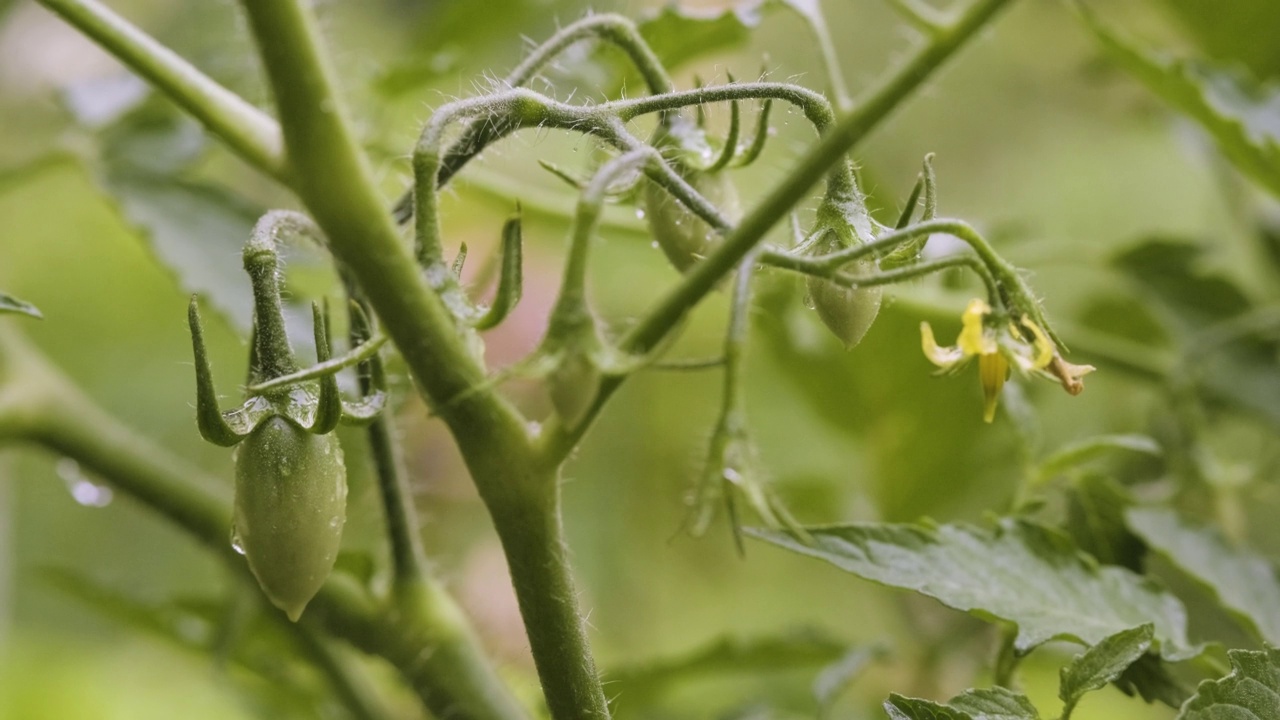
[644,170,740,272]
[233,415,347,621]
[807,257,883,350]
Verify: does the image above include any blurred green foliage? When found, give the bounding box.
[1,0,1278,718]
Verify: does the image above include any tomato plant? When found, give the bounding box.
[1,1,1278,719]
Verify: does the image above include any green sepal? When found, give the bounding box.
[474,212,525,331]
[307,302,341,435]
[187,296,247,447]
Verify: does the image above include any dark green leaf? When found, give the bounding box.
[1128,506,1280,644]
[1111,238,1280,428]
[947,688,1041,720]
[750,518,1196,658]
[1159,0,1280,80]
[1037,434,1162,481]
[1082,11,1280,200]
[0,292,42,319]
[1058,624,1154,718]
[1111,239,1251,331]
[1064,474,1144,572]
[1114,653,1192,709]
[604,629,848,699]
[885,688,1040,720]
[1177,647,1280,720]
[885,695,972,720]
[637,2,764,72]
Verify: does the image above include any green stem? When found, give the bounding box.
[557,149,653,309]
[247,335,388,395]
[290,623,394,720]
[504,13,672,94]
[794,0,852,111]
[483,474,611,720]
[34,0,287,182]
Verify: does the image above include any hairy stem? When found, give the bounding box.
[34,0,287,181]
[483,472,610,720]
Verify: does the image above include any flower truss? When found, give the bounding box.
[920,299,1096,423]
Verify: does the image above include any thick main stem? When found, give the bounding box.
[484,474,610,720]
[237,3,606,717]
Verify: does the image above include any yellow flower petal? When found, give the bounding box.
[979,351,1009,423]
[1019,316,1055,369]
[920,322,965,368]
[958,299,997,356]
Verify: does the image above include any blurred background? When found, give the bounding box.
[1,0,1278,717]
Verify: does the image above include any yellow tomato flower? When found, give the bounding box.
[920,299,1095,423]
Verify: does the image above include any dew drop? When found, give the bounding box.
[56,458,113,507]
[802,292,816,310]
[634,208,646,220]
[650,241,660,249]
[230,526,246,555]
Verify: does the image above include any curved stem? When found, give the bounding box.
[557,149,654,309]
[392,13,673,223]
[247,335,388,394]
[34,0,288,182]
[504,14,672,94]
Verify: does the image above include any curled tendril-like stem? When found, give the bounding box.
[392,12,674,224]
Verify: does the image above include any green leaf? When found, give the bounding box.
[1111,239,1251,332]
[1158,0,1280,80]
[1177,647,1280,720]
[604,629,849,700]
[750,518,1196,659]
[948,688,1041,720]
[812,646,881,711]
[886,695,972,720]
[1113,653,1191,709]
[0,292,42,319]
[1127,506,1280,645]
[1111,238,1280,428]
[885,688,1040,720]
[83,99,261,333]
[1064,474,1144,572]
[1058,624,1154,719]
[637,2,764,71]
[1081,9,1280,200]
[1037,434,1162,481]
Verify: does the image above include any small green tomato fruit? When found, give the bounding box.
[644,171,740,272]
[233,415,347,621]
[807,258,883,350]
